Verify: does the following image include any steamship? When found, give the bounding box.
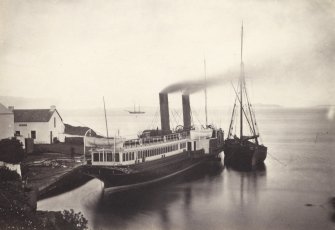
[83,93,224,192]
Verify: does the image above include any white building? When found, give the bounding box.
[13,106,65,144]
[0,103,14,140]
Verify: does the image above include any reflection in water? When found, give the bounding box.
[88,162,268,230]
[91,162,225,230]
[239,164,267,207]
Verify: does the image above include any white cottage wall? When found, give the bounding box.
[14,110,65,144]
[0,113,14,140]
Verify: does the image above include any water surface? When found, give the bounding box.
[38,108,335,230]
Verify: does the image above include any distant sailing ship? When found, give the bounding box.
[127,104,145,114]
[224,24,267,170]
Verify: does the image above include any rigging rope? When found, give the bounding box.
[231,82,254,137]
[267,152,287,167]
[243,78,258,139]
[174,109,183,122]
[191,107,204,128]
[170,109,180,130]
[147,107,159,130]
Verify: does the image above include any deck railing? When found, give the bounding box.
[123,132,187,149]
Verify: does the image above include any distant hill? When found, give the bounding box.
[0,96,59,109]
[253,103,282,108]
[64,124,101,137]
[314,104,335,108]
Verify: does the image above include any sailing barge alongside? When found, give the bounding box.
[224,24,267,170]
[83,93,224,192]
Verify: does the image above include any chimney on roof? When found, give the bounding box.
[8,106,14,112]
[50,105,56,111]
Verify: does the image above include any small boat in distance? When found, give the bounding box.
[127,104,145,114]
[224,24,267,170]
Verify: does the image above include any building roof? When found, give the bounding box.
[13,109,62,122]
[0,103,13,115]
[64,123,99,137]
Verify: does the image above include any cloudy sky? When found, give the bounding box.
[0,0,334,109]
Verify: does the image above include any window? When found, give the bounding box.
[115,153,120,162]
[123,153,125,161]
[93,153,99,162]
[107,153,112,161]
[54,117,56,128]
[31,131,36,139]
[131,152,134,160]
[15,131,20,136]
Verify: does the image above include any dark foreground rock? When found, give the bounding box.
[0,167,88,230]
[331,197,335,223]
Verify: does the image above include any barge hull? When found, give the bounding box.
[224,141,267,170]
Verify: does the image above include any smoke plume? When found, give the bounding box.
[161,69,239,95]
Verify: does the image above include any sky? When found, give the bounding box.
[0,0,334,110]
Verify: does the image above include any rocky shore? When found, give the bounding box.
[0,167,88,229]
[0,141,92,229]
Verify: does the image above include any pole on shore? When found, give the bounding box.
[83,128,91,164]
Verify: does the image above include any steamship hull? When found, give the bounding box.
[83,150,221,192]
[224,139,267,170]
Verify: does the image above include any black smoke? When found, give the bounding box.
[160,69,240,95]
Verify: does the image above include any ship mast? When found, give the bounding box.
[103,96,109,138]
[240,22,244,140]
[204,58,208,127]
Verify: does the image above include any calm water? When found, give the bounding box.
[38,107,335,230]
